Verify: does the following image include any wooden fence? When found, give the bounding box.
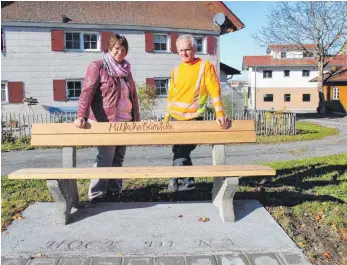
[1,110,296,141]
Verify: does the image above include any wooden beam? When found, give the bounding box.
[31,131,256,146]
[31,120,255,135]
[8,165,276,180]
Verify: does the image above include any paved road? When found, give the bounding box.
[2,116,347,176]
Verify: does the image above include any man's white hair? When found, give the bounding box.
[176,34,197,50]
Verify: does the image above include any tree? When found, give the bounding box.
[136,83,159,120]
[254,2,347,113]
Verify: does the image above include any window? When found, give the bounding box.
[154,34,168,52]
[302,70,310,77]
[303,51,313,58]
[83,33,98,50]
[66,80,82,100]
[303,94,311,102]
[284,70,290,77]
[155,78,169,96]
[281,52,286,58]
[65,32,99,51]
[263,94,273,102]
[1,82,8,103]
[333,87,340,100]
[1,28,4,51]
[195,36,205,54]
[284,94,291,102]
[263,70,272,78]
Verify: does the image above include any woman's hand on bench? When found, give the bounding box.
[74,117,87,128]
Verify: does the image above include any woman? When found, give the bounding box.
[74,34,140,203]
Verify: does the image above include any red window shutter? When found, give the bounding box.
[170,33,178,53]
[51,30,64,51]
[53,80,66,101]
[101,31,113,52]
[146,78,155,92]
[207,35,215,55]
[8,82,24,104]
[145,32,154,52]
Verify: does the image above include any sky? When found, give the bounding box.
[220,1,277,81]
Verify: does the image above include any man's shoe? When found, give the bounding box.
[90,196,106,204]
[178,178,195,191]
[167,178,178,193]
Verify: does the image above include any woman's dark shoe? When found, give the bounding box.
[106,191,122,202]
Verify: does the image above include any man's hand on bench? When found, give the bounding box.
[217,116,231,130]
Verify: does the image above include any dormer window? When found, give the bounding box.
[280,52,286,58]
[303,51,313,58]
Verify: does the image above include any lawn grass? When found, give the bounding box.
[257,121,338,144]
[1,137,34,152]
[1,121,339,152]
[1,154,346,264]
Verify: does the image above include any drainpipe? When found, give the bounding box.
[254,66,257,110]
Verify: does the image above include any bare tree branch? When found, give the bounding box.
[252,1,347,113]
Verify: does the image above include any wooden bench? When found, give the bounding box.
[8,120,276,225]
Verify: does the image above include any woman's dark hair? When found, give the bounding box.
[107,34,129,55]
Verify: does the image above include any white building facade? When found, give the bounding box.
[1,2,244,116]
[243,44,346,113]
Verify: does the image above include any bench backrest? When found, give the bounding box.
[31,120,256,146]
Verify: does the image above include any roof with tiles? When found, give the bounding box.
[310,66,347,83]
[1,1,244,32]
[267,44,317,52]
[243,55,347,69]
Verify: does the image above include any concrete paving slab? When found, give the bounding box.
[154,256,185,265]
[1,200,311,265]
[215,254,249,265]
[90,257,122,265]
[1,258,31,265]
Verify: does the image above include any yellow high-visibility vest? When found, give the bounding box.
[164,58,225,121]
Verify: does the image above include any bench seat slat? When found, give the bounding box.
[8,165,276,179]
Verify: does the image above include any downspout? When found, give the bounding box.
[254,66,257,109]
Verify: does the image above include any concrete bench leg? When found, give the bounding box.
[46,147,79,225]
[212,177,239,222]
[47,179,78,225]
[212,144,238,222]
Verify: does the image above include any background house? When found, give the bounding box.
[243,44,347,113]
[220,62,241,83]
[310,67,347,114]
[1,1,244,116]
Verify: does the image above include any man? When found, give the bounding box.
[164,34,230,192]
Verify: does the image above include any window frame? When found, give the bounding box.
[303,51,313,58]
[194,35,206,54]
[284,94,291,102]
[64,31,100,52]
[284,70,290,77]
[1,28,4,52]
[66,79,83,100]
[280,52,286,58]
[1,81,9,104]
[302,70,310,77]
[263,93,274,102]
[153,33,170,53]
[302,94,311,102]
[263,70,273,79]
[333,87,340,100]
[154,78,170,97]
